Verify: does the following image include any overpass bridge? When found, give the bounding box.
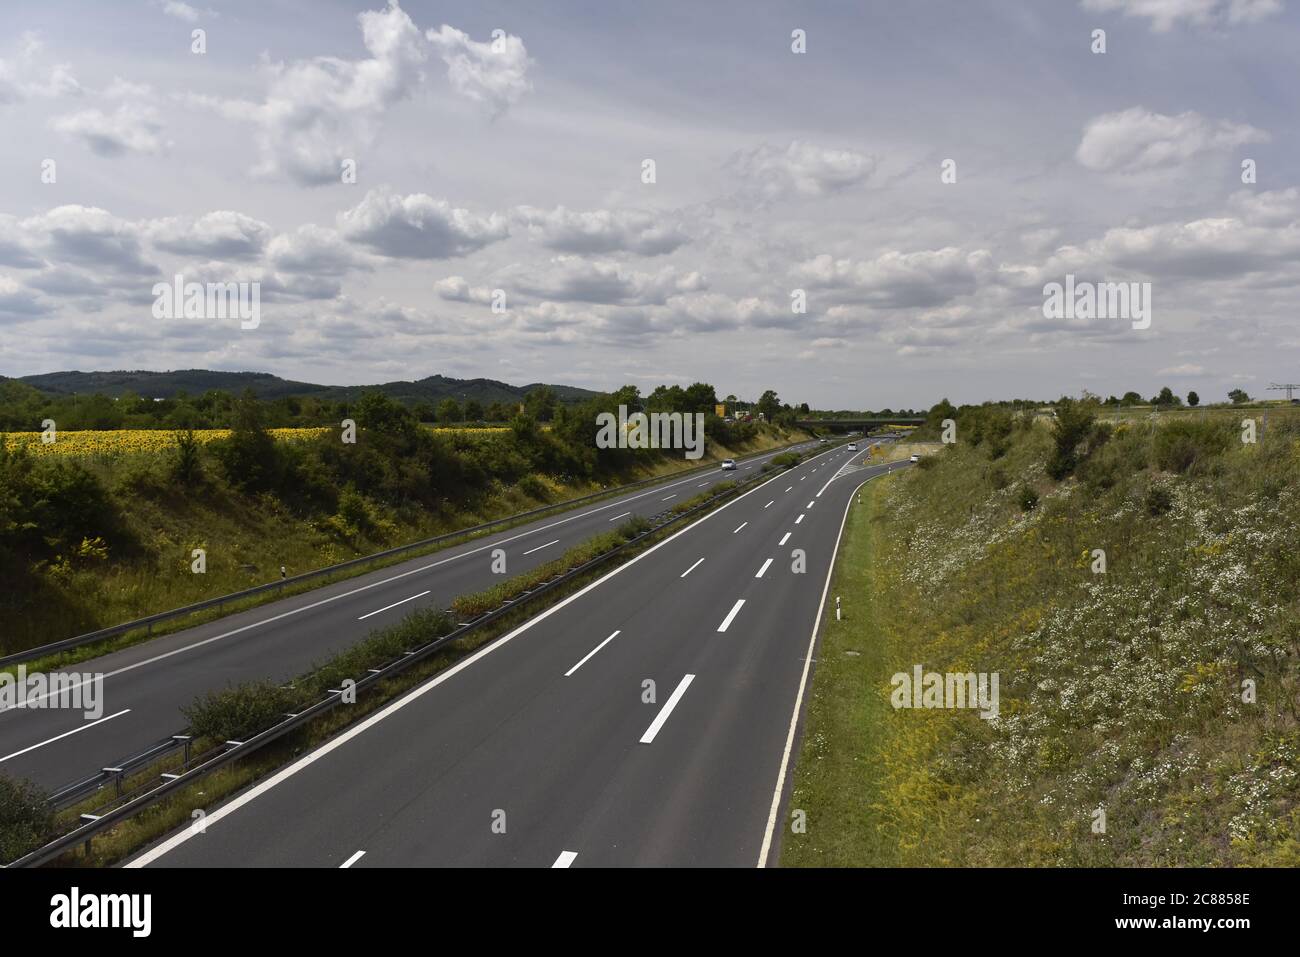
[796,417,924,432]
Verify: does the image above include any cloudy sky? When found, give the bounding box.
[1,0,1297,409]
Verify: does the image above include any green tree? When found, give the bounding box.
[525,386,559,422]
[756,389,781,420]
[1047,397,1100,480]
[463,399,484,422]
[171,429,203,486]
[1151,386,1181,408]
[1228,388,1251,404]
[436,398,463,424]
[1187,390,1200,407]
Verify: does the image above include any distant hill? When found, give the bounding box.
[17,369,602,407]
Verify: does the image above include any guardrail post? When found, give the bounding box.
[173,734,192,765]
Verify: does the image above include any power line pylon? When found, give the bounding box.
[1268,383,1300,401]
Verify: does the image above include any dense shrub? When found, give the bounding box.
[181,681,302,742]
[1047,398,1104,480]
[1153,419,1234,474]
[0,775,53,863]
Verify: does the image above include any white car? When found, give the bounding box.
[721,459,737,470]
[909,454,920,463]
[847,443,857,451]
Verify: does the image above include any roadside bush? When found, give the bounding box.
[916,455,939,470]
[516,474,550,501]
[1047,398,1103,480]
[1017,485,1039,512]
[615,515,653,539]
[1144,483,1173,516]
[181,681,303,743]
[1077,427,1147,492]
[771,452,801,469]
[308,607,454,695]
[0,775,53,863]
[1153,419,1233,474]
[171,428,203,486]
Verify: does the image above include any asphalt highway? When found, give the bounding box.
[0,441,823,792]
[129,442,909,867]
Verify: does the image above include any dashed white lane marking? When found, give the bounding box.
[807,501,815,509]
[639,674,695,744]
[779,532,791,546]
[340,850,366,868]
[800,475,807,481]
[357,590,431,620]
[717,599,746,633]
[552,850,578,868]
[733,522,748,533]
[764,500,774,508]
[565,630,622,677]
[795,514,805,524]
[755,558,774,578]
[662,494,677,501]
[523,539,560,555]
[607,511,632,522]
[785,486,793,492]
[0,709,132,764]
[680,557,705,578]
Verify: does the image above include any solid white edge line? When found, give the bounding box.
[755,558,773,579]
[564,630,622,677]
[522,539,560,556]
[127,444,845,867]
[357,589,431,620]
[552,850,578,868]
[717,599,745,632]
[679,557,705,578]
[757,472,881,868]
[340,849,365,868]
[0,709,132,764]
[638,673,695,744]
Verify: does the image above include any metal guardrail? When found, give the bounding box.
[6,444,828,868]
[0,438,816,669]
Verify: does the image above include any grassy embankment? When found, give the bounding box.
[1,424,803,657]
[784,411,1300,866]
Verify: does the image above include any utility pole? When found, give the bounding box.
[1268,383,1300,402]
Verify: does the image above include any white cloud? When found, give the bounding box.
[726,141,876,201]
[51,81,167,157]
[435,276,495,303]
[1081,0,1282,31]
[795,248,993,309]
[1157,363,1208,375]
[21,205,157,275]
[158,1,200,22]
[504,256,707,306]
[337,188,509,259]
[513,206,689,256]
[194,2,427,185]
[1076,107,1268,173]
[267,225,365,275]
[147,212,272,260]
[0,32,80,104]
[425,24,533,117]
